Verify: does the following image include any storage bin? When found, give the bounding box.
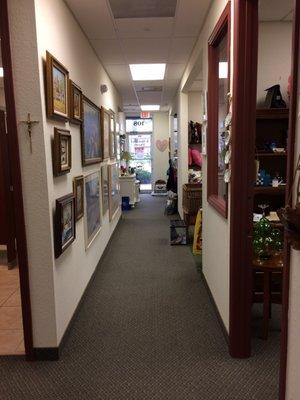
[121,196,131,211]
[182,184,202,215]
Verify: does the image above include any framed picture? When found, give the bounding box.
[101,165,109,216]
[53,128,72,176]
[46,51,69,120]
[54,193,76,258]
[108,163,120,222]
[101,107,110,160]
[81,96,102,166]
[109,110,116,159]
[69,81,83,124]
[84,171,101,248]
[73,176,84,221]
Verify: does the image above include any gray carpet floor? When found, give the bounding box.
[0,195,280,399]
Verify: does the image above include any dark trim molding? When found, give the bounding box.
[279,1,300,399]
[229,0,259,358]
[207,2,231,219]
[34,216,122,361]
[0,0,34,360]
[201,271,229,344]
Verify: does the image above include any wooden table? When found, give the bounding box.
[253,253,284,340]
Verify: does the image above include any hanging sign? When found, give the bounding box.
[140,111,150,119]
[126,118,153,133]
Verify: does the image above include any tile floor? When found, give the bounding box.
[0,250,24,355]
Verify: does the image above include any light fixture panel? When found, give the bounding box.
[129,64,166,81]
[141,105,160,111]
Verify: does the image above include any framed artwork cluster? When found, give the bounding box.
[46,51,120,258]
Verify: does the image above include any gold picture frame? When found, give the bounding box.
[46,51,69,121]
[53,128,72,176]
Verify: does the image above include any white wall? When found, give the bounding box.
[152,112,169,184]
[188,91,202,122]
[285,49,300,399]
[8,0,122,347]
[176,0,231,329]
[257,22,293,106]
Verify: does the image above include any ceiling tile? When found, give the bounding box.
[65,0,116,39]
[115,17,174,38]
[137,91,162,104]
[105,64,131,85]
[90,39,125,65]
[165,64,186,80]
[168,37,196,63]
[164,79,181,90]
[120,38,171,63]
[108,0,177,19]
[259,0,294,21]
[174,0,211,37]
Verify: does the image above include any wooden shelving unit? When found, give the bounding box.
[254,108,289,214]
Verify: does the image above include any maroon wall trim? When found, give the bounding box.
[207,2,231,219]
[279,1,300,398]
[229,0,258,358]
[0,0,34,359]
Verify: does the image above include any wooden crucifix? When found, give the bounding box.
[20,113,39,153]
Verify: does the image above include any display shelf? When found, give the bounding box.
[254,186,286,195]
[256,108,289,119]
[256,152,286,157]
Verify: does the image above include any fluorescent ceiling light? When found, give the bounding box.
[141,105,160,111]
[0,68,3,78]
[130,64,166,81]
[219,62,228,79]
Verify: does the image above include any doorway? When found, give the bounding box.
[230,0,299,398]
[128,133,152,191]
[0,0,33,359]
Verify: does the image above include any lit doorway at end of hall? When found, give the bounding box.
[126,118,153,192]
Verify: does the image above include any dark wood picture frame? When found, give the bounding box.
[54,193,76,258]
[53,128,72,176]
[101,106,111,160]
[46,51,69,121]
[207,2,231,218]
[69,80,83,124]
[73,175,84,221]
[109,110,116,159]
[81,96,102,166]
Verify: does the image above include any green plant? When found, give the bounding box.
[136,169,151,184]
[120,151,133,163]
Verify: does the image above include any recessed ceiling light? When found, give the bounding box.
[0,68,4,78]
[141,105,160,111]
[130,64,166,81]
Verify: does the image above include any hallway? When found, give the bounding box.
[0,196,278,399]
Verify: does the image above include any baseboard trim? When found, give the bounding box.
[200,271,229,344]
[33,216,122,361]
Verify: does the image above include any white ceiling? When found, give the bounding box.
[65,0,212,112]
[259,0,294,21]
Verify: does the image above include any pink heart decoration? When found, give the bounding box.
[156,139,168,152]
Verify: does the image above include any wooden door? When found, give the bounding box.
[0,110,16,264]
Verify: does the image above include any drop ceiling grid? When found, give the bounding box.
[65,0,212,111]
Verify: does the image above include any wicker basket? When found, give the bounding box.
[182,184,202,215]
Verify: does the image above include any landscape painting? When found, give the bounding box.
[84,171,101,248]
[101,165,109,216]
[108,163,120,221]
[81,97,102,166]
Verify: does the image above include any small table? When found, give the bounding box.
[253,253,284,340]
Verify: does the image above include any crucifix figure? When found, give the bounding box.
[20,113,39,153]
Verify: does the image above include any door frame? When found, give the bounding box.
[0,0,34,359]
[230,0,300,399]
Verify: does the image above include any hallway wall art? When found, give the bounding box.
[101,165,109,216]
[84,171,102,249]
[101,107,111,160]
[54,193,76,258]
[46,51,69,121]
[108,163,120,221]
[81,97,102,166]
